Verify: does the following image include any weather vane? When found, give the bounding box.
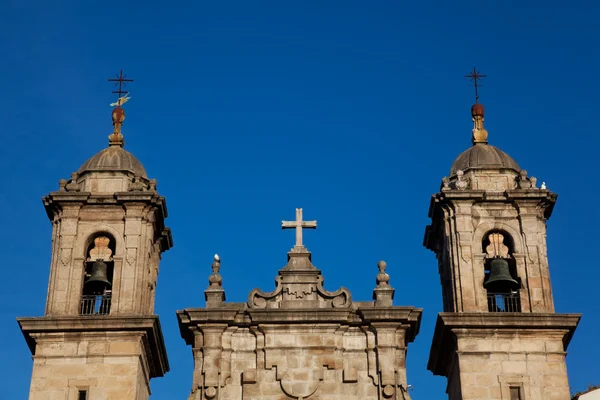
[108,70,133,107]
[465,67,486,104]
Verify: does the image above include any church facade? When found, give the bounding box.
[17,88,580,399]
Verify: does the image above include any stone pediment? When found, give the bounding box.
[248,247,352,310]
[176,244,422,400]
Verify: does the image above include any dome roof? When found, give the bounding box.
[78,146,147,177]
[450,143,519,176]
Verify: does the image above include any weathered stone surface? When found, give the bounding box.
[18,316,168,399]
[19,128,173,400]
[428,313,580,400]
[177,248,422,400]
[425,121,580,400]
[424,188,558,314]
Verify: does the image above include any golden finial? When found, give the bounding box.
[107,70,133,147]
[465,67,488,145]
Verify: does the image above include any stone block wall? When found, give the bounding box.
[454,330,571,400]
[424,189,558,314]
[184,323,412,400]
[27,331,150,400]
[428,314,580,400]
[178,249,421,400]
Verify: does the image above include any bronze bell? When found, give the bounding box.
[85,261,111,294]
[484,258,519,292]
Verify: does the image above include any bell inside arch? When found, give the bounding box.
[484,258,519,292]
[84,261,111,294]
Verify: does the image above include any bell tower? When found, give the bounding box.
[424,76,580,400]
[18,76,172,400]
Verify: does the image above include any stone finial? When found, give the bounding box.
[441,176,450,191]
[376,261,390,286]
[205,254,225,306]
[373,260,395,306]
[208,254,222,287]
[129,175,147,191]
[518,170,532,189]
[282,208,317,251]
[58,179,67,191]
[530,176,537,188]
[455,170,468,190]
[148,179,157,191]
[65,172,81,192]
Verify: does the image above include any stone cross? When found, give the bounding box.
[282,208,317,247]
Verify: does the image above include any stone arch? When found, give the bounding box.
[74,223,124,259]
[83,232,117,259]
[77,224,122,314]
[472,221,523,254]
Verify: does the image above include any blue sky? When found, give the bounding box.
[2,1,599,398]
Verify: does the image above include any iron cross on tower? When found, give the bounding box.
[465,67,486,103]
[282,208,317,247]
[108,69,134,101]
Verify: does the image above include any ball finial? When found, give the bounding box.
[471,103,485,117]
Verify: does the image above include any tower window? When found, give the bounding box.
[483,232,521,312]
[81,235,114,315]
[78,390,88,400]
[509,386,522,400]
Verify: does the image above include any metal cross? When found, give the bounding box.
[108,70,133,100]
[465,67,486,103]
[282,208,317,247]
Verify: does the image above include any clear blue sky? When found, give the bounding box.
[2,1,599,398]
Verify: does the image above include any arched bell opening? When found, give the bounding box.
[80,233,116,315]
[482,231,522,312]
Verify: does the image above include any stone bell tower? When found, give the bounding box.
[17,82,172,400]
[424,90,580,400]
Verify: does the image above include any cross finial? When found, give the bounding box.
[107,70,133,147]
[282,208,317,248]
[108,70,133,101]
[465,67,486,104]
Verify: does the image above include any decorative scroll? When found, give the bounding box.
[248,275,351,309]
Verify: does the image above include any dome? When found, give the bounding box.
[450,143,519,176]
[78,146,147,178]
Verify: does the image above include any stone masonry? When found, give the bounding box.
[17,85,583,400]
[18,104,171,400]
[177,214,422,400]
[423,102,580,400]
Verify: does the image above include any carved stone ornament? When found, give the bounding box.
[64,172,81,192]
[376,260,390,286]
[208,254,222,288]
[455,169,468,190]
[518,170,532,189]
[486,233,509,258]
[126,248,136,266]
[88,236,113,261]
[248,274,351,309]
[59,248,72,266]
[129,175,147,191]
[441,176,450,191]
[278,365,323,400]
